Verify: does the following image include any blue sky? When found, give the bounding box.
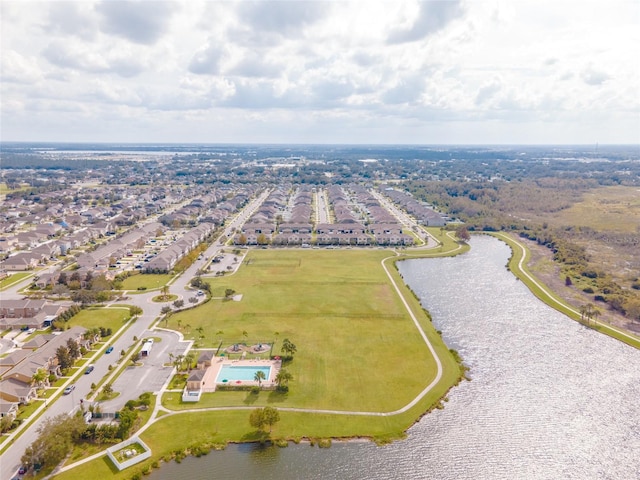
[1,0,638,144]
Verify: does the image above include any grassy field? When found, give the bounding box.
[67,307,131,331]
[166,249,458,413]
[120,274,173,291]
[53,247,464,480]
[550,186,640,233]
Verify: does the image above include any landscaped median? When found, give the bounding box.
[52,244,468,480]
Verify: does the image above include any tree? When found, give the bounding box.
[129,306,143,318]
[116,407,138,439]
[160,305,172,325]
[249,406,280,433]
[262,406,280,433]
[66,338,80,359]
[31,368,48,388]
[161,284,169,300]
[102,383,113,396]
[184,351,195,371]
[21,414,86,470]
[254,370,266,386]
[56,346,73,371]
[281,338,297,360]
[173,299,184,308]
[275,368,293,387]
[0,415,13,434]
[130,352,140,366]
[173,354,185,372]
[455,225,470,242]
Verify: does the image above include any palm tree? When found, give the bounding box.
[591,308,601,325]
[281,338,297,361]
[161,284,170,300]
[31,368,48,389]
[275,369,292,387]
[174,354,184,372]
[579,304,589,323]
[254,370,266,387]
[184,351,195,371]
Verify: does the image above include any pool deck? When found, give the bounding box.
[201,358,282,392]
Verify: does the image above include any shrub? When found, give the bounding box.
[583,287,594,294]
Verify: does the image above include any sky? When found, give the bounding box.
[1,0,639,145]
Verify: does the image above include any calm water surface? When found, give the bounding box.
[150,236,640,480]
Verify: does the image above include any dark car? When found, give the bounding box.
[18,466,27,474]
[84,364,95,374]
[105,346,114,354]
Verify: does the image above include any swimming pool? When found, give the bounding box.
[216,365,272,383]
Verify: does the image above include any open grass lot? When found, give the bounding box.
[67,307,131,331]
[121,273,173,291]
[53,248,463,480]
[166,249,457,413]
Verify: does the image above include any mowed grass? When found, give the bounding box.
[53,249,463,480]
[0,272,32,290]
[121,273,173,291]
[168,249,452,413]
[66,307,131,331]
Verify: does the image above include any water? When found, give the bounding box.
[149,236,640,480]
[217,365,272,382]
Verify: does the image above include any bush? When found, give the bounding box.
[137,286,147,291]
[583,287,594,294]
[250,386,260,395]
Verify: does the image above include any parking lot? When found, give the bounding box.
[97,330,190,413]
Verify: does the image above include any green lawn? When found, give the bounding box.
[165,249,459,413]
[121,273,173,291]
[67,307,131,331]
[53,247,465,480]
[0,272,32,290]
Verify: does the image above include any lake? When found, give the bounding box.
[149,235,640,480]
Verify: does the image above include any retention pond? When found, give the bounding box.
[149,235,640,480]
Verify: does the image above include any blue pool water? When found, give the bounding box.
[216,365,271,382]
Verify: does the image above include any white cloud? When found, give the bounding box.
[1,0,638,144]
[95,0,180,45]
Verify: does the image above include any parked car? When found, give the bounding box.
[63,385,75,395]
[18,466,27,474]
[105,346,114,354]
[84,364,95,374]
